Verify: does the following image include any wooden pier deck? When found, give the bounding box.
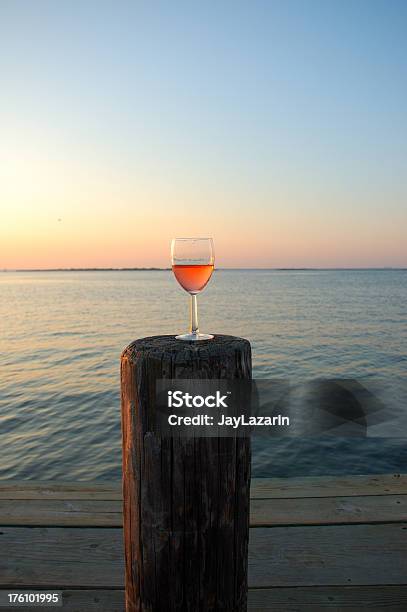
[0,473,407,611]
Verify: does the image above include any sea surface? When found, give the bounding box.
[0,269,406,480]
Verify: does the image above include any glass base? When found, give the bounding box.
[175,332,214,341]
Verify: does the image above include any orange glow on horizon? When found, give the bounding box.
[1,142,406,269]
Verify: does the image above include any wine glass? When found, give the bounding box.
[171,238,215,341]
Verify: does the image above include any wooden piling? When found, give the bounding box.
[120,335,252,612]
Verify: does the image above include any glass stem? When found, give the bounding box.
[190,294,199,335]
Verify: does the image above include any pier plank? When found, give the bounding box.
[38,586,407,611]
[249,493,407,526]
[250,473,407,499]
[1,523,407,588]
[0,527,123,588]
[249,523,407,587]
[0,493,406,527]
[0,499,123,526]
[0,473,406,501]
[52,590,124,612]
[0,482,122,501]
[247,586,407,611]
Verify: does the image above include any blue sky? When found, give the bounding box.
[1,1,406,267]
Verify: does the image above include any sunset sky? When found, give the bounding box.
[1,1,406,269]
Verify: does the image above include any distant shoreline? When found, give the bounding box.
[1,267,406,273]
[0,267,173,272]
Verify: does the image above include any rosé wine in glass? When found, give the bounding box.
[172,263,214,294]
[171,238,214,341]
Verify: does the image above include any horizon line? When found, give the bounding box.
[1,267,406,273]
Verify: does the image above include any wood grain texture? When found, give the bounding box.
[0,499,123,526]
[0,527,123,587]
[249,493,407,527]
[247,586,407,611]
[1,523,407,589]
[57,590,125,612]
[0,493,406,528]
[0,472,405,501]
[0,482,122,500]
[249,523,407,587]
[250,473,407,499]
[23,586,407,612]
[121,335,252,612]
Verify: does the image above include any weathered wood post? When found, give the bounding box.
[121,334,252,612]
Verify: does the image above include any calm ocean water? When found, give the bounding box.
[0,269,406,480]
